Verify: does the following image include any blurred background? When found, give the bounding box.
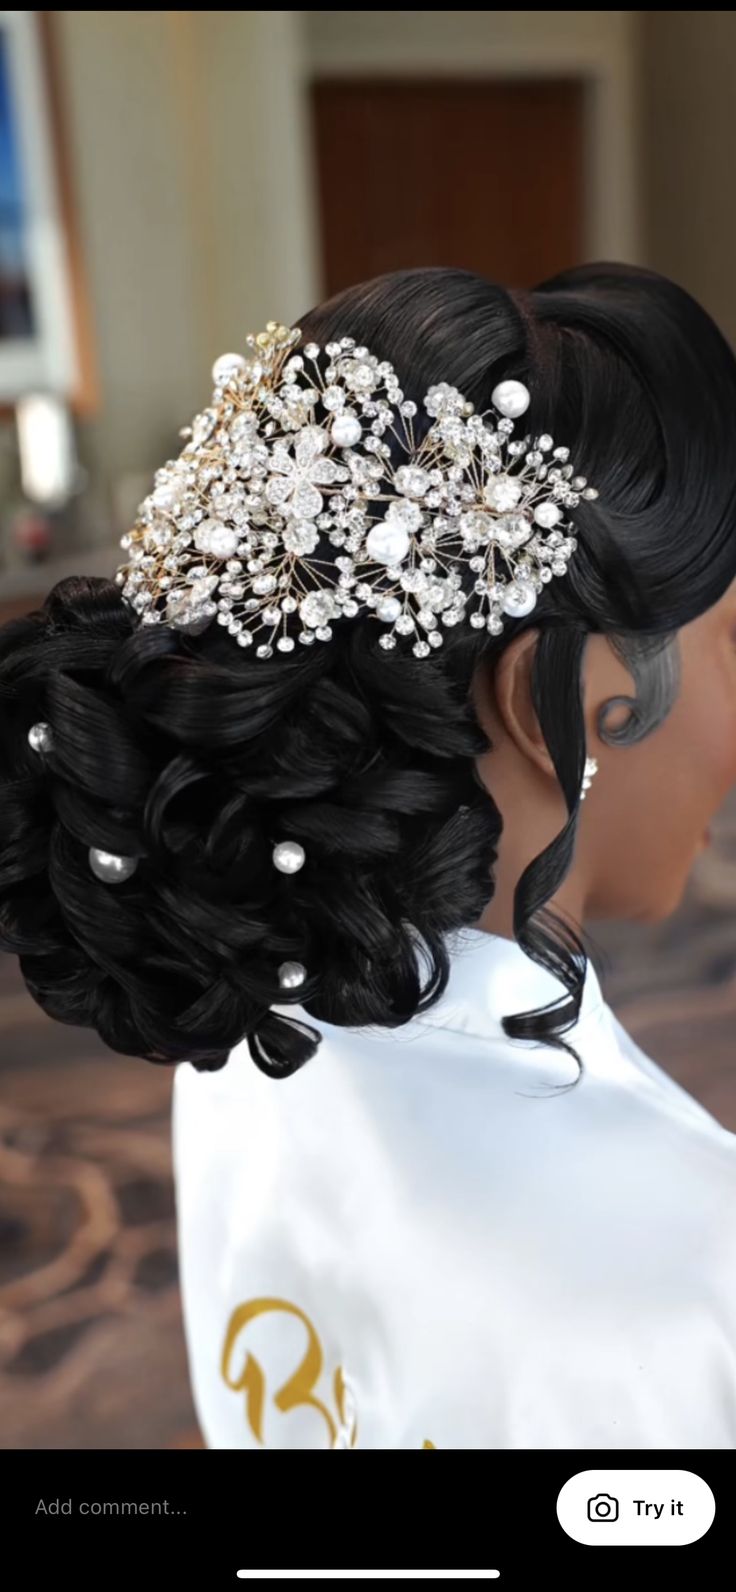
[1,9,735,1449]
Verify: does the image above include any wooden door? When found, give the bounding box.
[311,78,584,295]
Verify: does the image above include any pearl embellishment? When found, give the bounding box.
[365,522,411,566]
[534,500,562,529]
[88,848,139,884]
[194,519,240,558]
[491,379,530,419]
[273,840,306,874]
[28,722,53,754]
[118,325,598,659]
[211,352,248,384]
[330,413,362,447]
[502,580,537,618]
[278,960,307,989]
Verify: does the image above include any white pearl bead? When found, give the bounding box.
[502,581,537,618]
[273,840,306,874]
[88,848,138,884]
[365,523,411,566]
[194,518,240,558]
[278,960,307,989]
[491,379,530,419]
[211,352,248,384]
[28,722,53,754]
[376,596,402,623]
[534,500,562,529]
[152,482,182,511]
[330,413,362,447]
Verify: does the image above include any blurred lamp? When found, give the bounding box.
[15,392,77,508]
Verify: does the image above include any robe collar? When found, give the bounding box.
[413,926,605,1044]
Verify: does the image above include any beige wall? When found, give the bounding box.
[50,7,643,525]
[53,10,318,505]
[640,10,736,348]
[19,8,736,557]
[306,9,636,68]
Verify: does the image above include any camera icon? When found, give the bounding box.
[587,1493,619,1522]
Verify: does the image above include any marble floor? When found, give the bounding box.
[1,800,735,1449]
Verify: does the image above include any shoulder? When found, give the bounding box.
[605,1004,736,1145]
[173,982,736,1178]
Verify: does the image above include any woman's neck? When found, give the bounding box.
[476,829,588,941]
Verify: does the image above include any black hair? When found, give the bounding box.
[2,263,736,1078]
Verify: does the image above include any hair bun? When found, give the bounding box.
[247,1012,322,1077]
[0,573,495,1074]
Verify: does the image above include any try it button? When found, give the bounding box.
[557,1470,715,1545]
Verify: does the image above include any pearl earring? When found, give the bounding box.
[580,757,598,800]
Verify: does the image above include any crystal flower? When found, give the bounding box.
[265,425,349,522]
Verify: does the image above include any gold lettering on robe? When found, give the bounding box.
[222,1293,435,1447]
[221,1295,358,1449]
[334,1363,359,1447]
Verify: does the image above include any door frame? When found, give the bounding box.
[302,12,640,292]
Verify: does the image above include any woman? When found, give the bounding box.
[2,264,736,1450]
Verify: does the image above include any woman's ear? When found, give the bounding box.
[486,628,556,777]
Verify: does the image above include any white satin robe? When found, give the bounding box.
[172,929,736,1449]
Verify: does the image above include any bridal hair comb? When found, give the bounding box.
[116,322,598,660]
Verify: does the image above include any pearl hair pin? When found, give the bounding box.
[491,379,531,420]
[278,960,307,990]
[272,840,306,874]
[88,847,139,884]
[117,323,599,659]
[28,722,53,754]
[272,846,308,986]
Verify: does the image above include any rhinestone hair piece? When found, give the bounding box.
[116,322,599,659]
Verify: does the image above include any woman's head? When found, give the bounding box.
[2,262,736,1076]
